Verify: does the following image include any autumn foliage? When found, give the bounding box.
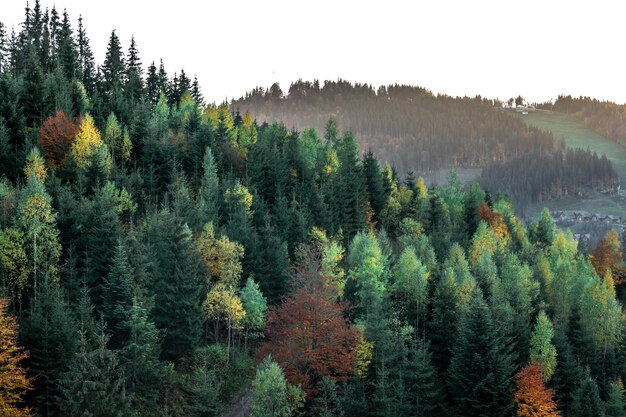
[514,362,560,417]
[591,230,624,284]
[38,111,78,169]
[0,298,32,417]
[478,202,511,243]
[258,251,359,396]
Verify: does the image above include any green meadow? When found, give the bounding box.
[518,110,626,218]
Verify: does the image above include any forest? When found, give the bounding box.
[2,2,626,417]
[480,148,618,210]
[232,79,562,174]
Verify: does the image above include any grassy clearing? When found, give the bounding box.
[516,110,626,219]
[522,110,626,183]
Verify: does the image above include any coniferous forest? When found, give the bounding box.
[2,3,626,417]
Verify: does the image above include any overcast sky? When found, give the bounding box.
[3,0,625,104]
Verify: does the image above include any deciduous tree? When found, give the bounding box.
[0,298,32,417]
[513,362,560,417]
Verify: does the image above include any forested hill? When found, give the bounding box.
[231,80,561,173]
[2,3,626,417]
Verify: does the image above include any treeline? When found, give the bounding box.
[2,3,626,417]
[0,0,203,181]
[540,95,626,146]
[232,79,562,174]
[480,148,618,209]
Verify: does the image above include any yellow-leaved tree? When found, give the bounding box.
[71,114,104,168]
[0,298,33,417]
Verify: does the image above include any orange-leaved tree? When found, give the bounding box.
[0,298,33,417]
[591,229,624,283]
[514,362,560,417]
[38,110,78,169]
[258,244,358,396]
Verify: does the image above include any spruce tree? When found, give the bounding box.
[57,10,76,80]
[125,36,144,103]
[571,374,605,417]
[403,339,442,417]
[20,280,78,417]
[145,210,205,361]
[59,332,132,417]
[102,239,134,349]
[118,296,162,415]
[76,15,96,94]
[447,289,516,417]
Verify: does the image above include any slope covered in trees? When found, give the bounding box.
[1,3,626,417]
[232,80,561,174]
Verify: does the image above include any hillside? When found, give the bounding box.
[517,110,626,218]
[2,3,626,417]
[231,80,560,174]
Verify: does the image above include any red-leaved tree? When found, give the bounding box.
[38,110,78,168]
[514,362,561,417]
[258,244,358,396]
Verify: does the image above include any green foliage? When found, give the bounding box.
[571,374,605,417]
[145,211,205,361]
[251,356,304,417]
[240,277,267,341]
[529,311,557,381]
[59,332,133,417]
[347,231,388,319]
[447,289,516,417]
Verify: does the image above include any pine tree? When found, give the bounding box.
[20,45,45,127]
[184,347,223,417]
[197,146,220,227]
[363,150,386,223]
[447,289,516,417]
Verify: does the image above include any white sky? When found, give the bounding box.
[3,0,626,104]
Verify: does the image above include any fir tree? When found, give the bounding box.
[102,239,134,349]
[145,210,205,361]
[20,280,77,417]
[59,332,132,417]
[570,374,605,417]
[447,289,516,417]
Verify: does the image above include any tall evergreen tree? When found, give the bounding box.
[447,289,516,417]
[144,210,205,361]
[20,280,77,417]
[125,36,144,102]
[57,10,76,80]
[102,239,134,349]
[570,374,605,417]
[76,15,96,94]
[59,332,132,417]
